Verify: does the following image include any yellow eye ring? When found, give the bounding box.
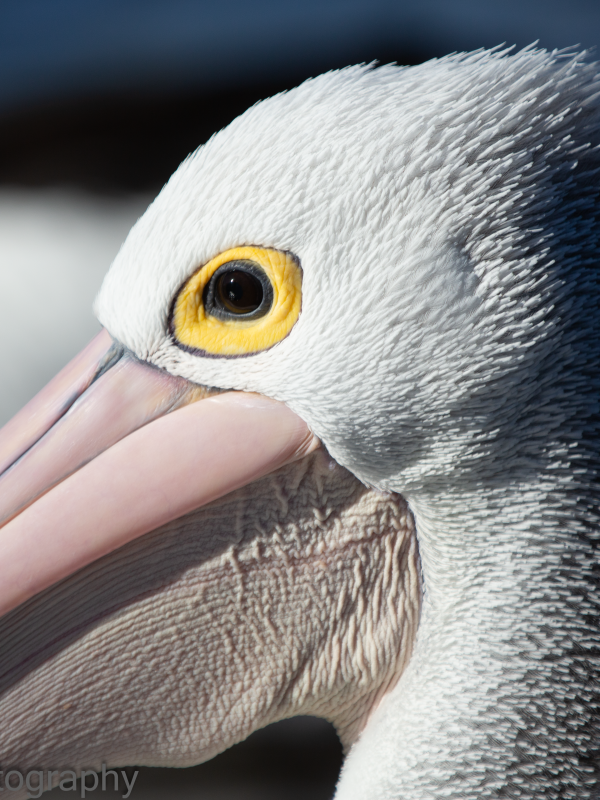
[170,246,302,357]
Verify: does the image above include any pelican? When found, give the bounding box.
[0,45,599,799]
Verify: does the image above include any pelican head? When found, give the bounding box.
[1,46,600,798]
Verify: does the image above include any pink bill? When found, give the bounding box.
[0,333,317,618]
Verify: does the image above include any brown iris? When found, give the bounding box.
[204,260,273,321]
[217,269,264,314]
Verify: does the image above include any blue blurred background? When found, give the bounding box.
[2,0,600,117]
[1,0,600,193]
[1,1,599,798]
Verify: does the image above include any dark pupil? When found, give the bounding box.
[217,269,264,314]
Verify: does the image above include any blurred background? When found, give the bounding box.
[1,1,600,797]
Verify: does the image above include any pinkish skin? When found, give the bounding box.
[0,329,114,476]
[0,331,318,618]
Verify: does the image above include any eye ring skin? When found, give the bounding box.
[169,246,303,358]
[203,261,274,322]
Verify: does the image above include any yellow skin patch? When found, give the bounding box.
[171,246,302,356]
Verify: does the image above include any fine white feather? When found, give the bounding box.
[96,47,600,798]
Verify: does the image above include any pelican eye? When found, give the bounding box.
[170,246,302,357]
[204,261,273,320]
